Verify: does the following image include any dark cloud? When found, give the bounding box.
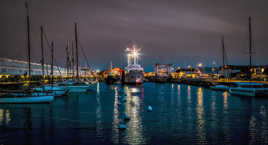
[1,0,268,71]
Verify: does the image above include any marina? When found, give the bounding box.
[1,0,268,144]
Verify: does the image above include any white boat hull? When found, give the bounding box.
[229,88,255,97]
[34,86,68,96]
[228,82,268,97]
[59,86,90,93]
[0,95,54,103]
[229,88,266,97]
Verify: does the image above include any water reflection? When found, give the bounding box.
[125,85,144,145]
[259,106,268,144]
[112,86,120,144]
[1,83,268,145]
[96,82,103,139]
[223,92,228,110]
[177,84,181,97]
[0,109,10,125]
[187,85,191,104]
[211,91,216,120]
[96,82,100,95]
[196,87,207,144]
[249,115,257,145]
[250,105,268,145]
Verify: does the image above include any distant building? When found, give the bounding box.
[219,65,268,80]
[0,57,67,76]
[154,64,174,77]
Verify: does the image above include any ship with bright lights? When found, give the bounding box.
[124,44,144,84]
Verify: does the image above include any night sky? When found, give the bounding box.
[1,0,268,71]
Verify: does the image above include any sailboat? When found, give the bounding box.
[228,17,268,97]
[0,2,54,103]
[53,23,95,93]
[33,27,69,96]
[210,36,230,91]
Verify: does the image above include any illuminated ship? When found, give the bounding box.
[124,44,144,84]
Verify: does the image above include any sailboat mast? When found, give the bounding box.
[74,23,79,79]
[248,16,252,69]
[66,41,70,77]
[51,42,54,85]
[25,2,31,78]
[71,41,75,78]
[221,36,225,69]
[40,26,44,78]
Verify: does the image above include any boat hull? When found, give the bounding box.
[229,89,255,97]
[229,88,267,97]
[34,86,68,96]
[105,75,120,84]
[0,95,54,104]
[124,70,144,84]
[59,86,90,93]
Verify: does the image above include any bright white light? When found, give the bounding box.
[130,88,139,93]
[132,51,139,57]
[198,63,203,67]
[187,65,191,69]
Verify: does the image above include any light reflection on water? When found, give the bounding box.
[125,86,144,145]
[112,86,120,144]
[0,83,268,145]
[223,91,228,110]
[187,85,191,104]
[0,109,10,125]
[196,87,207,144]
[96,82,103,139]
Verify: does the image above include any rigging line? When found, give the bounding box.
[40,30,49,76]
[78,39,90,69]
[43,32,62,76]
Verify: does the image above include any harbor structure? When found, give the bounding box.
[0,57,91,77]
[0,57,66,76]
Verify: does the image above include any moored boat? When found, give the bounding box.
[56,80,92,93]
[229,82,268,97]
[34,85,69,96]
[0,90,54,103]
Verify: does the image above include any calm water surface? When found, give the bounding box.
[0,83,268,145]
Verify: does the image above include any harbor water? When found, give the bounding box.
[0,83,268,145]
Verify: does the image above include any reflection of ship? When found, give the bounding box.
[105,62,121,84]
[124,44,144,84]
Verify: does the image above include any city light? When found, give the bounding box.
[198,63,203,67]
